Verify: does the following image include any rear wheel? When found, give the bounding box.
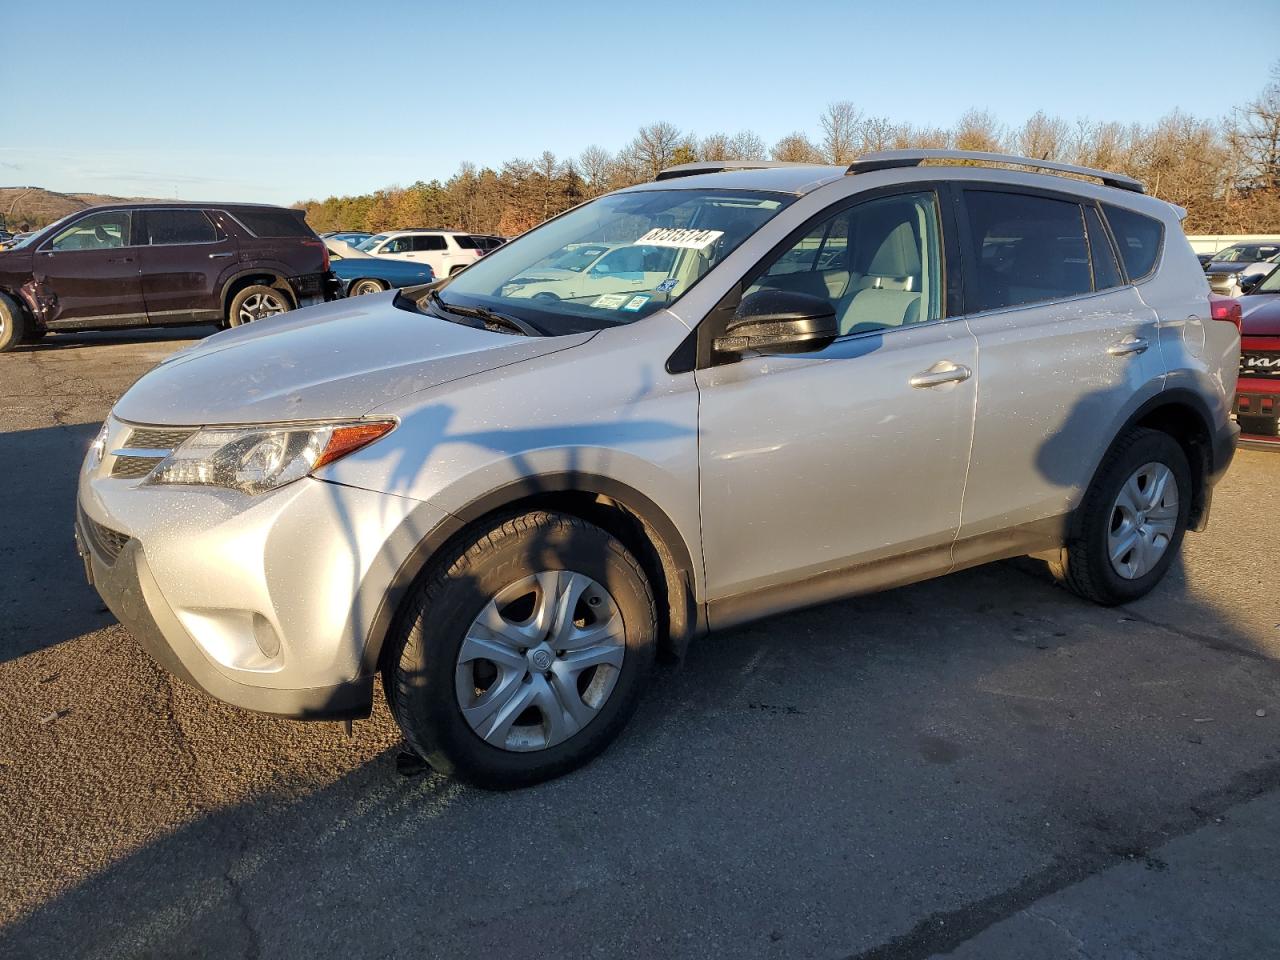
[385,511,657,789]
[0,292,30,352]
[449,265,467,277]
[349,278,387,296]
[228,284,291,327]
[1051,428,1191,605]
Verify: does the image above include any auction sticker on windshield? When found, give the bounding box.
[634,228,724,249]
[591,293,631,309]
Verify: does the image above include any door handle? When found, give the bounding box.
[1107,336,1149,357]
[106,256,133,263]
[910,361,972,389]
[208,252,233,259]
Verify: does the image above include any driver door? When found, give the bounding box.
[32,210,146,327]
[696,188,978,628]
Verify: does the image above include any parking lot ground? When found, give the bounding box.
[1,329,1278,960]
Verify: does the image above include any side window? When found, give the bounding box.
[415,235,448,251]
[1101,204,1163,281]
[746,191,943,336]
[140,209,219,245]
[49,211,130,251]
[963,190,1091,312]
[1084,206,1122,290]
[383,237,409,253]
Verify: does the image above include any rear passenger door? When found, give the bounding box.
[135,208,233,324]
[955,186,1163,545]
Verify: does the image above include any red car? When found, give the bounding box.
[1235,296,1280,441]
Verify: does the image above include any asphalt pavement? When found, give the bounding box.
[1,327,1278,960]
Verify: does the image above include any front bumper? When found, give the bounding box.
[76,524,373,718]
[77,462,449,720]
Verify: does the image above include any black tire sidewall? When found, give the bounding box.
[352,280,384,296]
[390,513,656,788]
[1081,431,1192,603]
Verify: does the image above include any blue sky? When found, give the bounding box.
[3,0,1275,205]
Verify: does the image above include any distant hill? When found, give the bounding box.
[0,187,164,231]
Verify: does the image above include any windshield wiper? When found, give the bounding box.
[426,290,542,336]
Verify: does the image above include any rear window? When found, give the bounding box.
[230,207,313,238]
[1101,204,1163,281]
[963,190,1092,313]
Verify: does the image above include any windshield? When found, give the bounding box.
[356,234,388,252]
[1215,244,1279,262]
[438,188,792,333]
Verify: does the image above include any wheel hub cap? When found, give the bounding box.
[454,570,625,752]
[1107,461,1178,580]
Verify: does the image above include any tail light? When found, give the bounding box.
[1209,294,1241,331]
[303,238,330,271]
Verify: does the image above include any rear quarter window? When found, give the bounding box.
[1101,204,1163,281]
[230,207,314,239]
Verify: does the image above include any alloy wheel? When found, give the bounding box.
[237,292,286,324]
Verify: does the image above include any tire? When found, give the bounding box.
[227,284,291,327]
[532,292,560,302]
[449,265,467,277]
[0,291,30,352]
[1051,428,1192,606]
[349,278,387,296]
[385,510,657,789]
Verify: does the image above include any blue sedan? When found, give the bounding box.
[328,248,435,296]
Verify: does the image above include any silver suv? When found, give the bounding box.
[77,150,1241,787]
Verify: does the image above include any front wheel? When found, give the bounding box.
[385,511,657,789]
[228,284,291,327]
[1051,428,1191,606]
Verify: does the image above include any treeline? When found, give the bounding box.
[299,64,1280,237]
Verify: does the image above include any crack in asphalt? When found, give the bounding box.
[844,760,1280,960]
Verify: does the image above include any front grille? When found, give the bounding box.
[125,426,196,450]
[1240,352,1280,380]
[111,455,161,480]
[79,507,129,565]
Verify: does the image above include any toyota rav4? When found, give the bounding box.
[76,151,1240,788]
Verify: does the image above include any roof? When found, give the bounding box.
[641,150,1149,199]
[70,200,296,212]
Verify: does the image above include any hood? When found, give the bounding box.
[1242,296,1280,337]
[1207,262,1252,275]
[112,292,593,426]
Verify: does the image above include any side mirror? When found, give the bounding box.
[713,289,838,356]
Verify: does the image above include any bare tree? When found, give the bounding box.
[628,122,685,179]
[771,131,824,163]
[729,130,768,160]
[1229,61,1280,190]
[859,116,897,153]
[953,108,1004,152]
[577,144,614,197]
[820,101,863,163]
[1016,111,1070,159]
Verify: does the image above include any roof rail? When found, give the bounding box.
[655,160,822,181]
[846,149,1145,194]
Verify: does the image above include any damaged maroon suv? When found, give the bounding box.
[0,202,337,351]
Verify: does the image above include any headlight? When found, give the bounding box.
[145,420,395,495]
[86,421,109,469]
